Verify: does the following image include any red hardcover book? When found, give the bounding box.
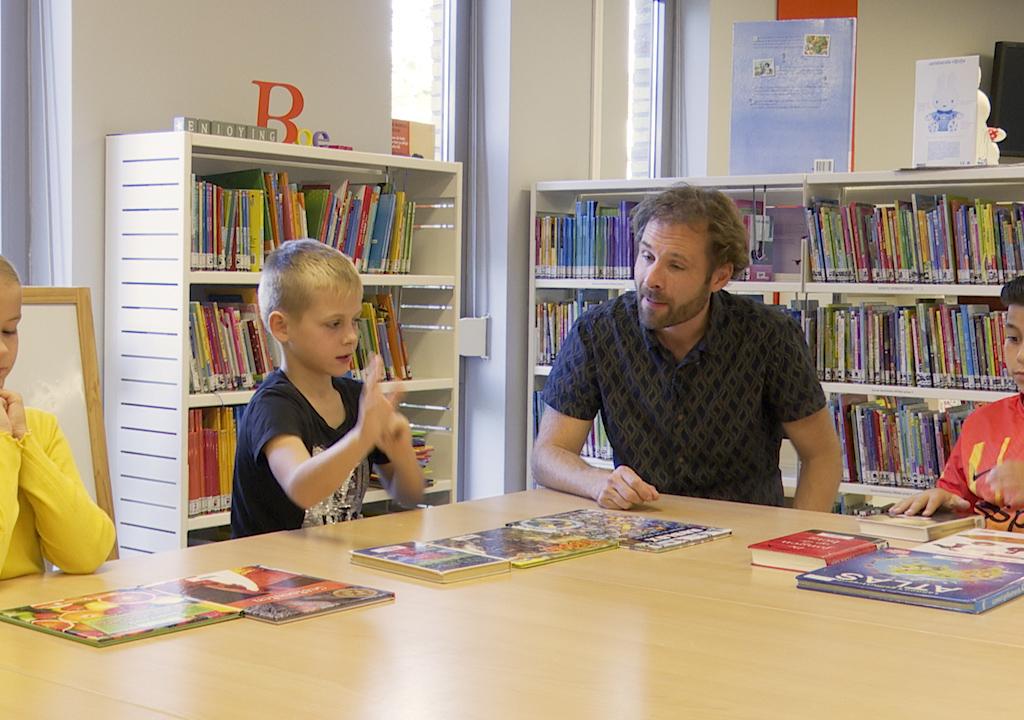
[748,529,888,572]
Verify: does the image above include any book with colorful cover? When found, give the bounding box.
[857,512,984,542]
[147,566,394,624]
[351,542,511,583]
[428,527,617,568]
[916,528,1024,565]
[0,588,240,647]
[507,508,732,553]
[795,547,1024,613]
[748,529,888,572]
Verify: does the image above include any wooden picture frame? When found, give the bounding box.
[5,287,117,557]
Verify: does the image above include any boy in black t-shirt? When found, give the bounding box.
[230,240,423,538]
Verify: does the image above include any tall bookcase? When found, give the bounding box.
[528,168,1022,501]
[106,131,461,556]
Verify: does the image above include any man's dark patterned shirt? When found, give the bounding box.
[543,290,825,506]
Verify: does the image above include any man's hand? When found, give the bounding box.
[0,390,26,439]
[975,461,1024,509]
[889,488,971,517]
[595,465,660,509]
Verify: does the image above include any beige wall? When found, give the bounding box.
[705,0,1024,174]
[70,0,391,342]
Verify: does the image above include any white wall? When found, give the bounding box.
[69,0,391,345]
[461,0,595,499]
[704,0,1024,174]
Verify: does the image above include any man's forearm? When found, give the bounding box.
[792,453,842,512]
[532,444,610,502]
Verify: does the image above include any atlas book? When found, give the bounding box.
[147,566,394,624]
[915,528,1024,565]
[0,587,240,647]
[857,512,984,542]
[795,547,1024,613]
[748,529,888,572]
[507,508,731,553]
[428,526,617,568]
[351,542,511,583]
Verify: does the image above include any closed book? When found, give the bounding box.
[148,566,394,624]
[916,528,1024,564]
[748,529,888,572]
[508,508,731,553]
[0,588,240,647]
[428,527,617,568]
[857,512,984,542]
[796,548,1024,613]
[351,542,511,583]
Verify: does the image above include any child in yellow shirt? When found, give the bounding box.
[0,257,115,578]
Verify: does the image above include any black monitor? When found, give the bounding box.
[990,41,1024,158]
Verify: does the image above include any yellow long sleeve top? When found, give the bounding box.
[0,407,115,580]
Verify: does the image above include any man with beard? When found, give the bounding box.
[532,185,842,511]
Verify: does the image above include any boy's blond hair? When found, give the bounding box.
[0,256,21,287]
[258,239,361,327]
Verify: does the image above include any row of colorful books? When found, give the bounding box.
[348,295,411,382]
[534,295,604,365]
[805,195,1024,285]
[189,169,418,274]
[751,516,1024,614]
[829,395,975,489]
[531,392,613,462]
[534,200,637,279]
[785,300,1015,391]
[351,508,732,581]
[188,298,276,394]
[187,406,241,517]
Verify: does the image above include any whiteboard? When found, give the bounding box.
[5,288,114,522]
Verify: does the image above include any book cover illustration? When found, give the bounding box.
[730,18,856,174]
[148,566,394,624]
[351,542,511,582]
[508,508,731,553]
[748,529,888,571]
[916,528,1024,565]
[912,55,980,167]
[428,526,617,568]
[0,588,240,647]
[796,547,1024,613]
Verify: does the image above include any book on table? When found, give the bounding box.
[915,528,1024,564]
[856,512,984,542]
[748,529,889,572]
[0,587,240,647]
[148,565,394,624]
[427,526,617,568]
[351,541,511,583]
[795,547,1024,614]
[506,508,732,553]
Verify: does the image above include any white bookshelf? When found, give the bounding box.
[105,131,461,555]
[529,169,1024,501]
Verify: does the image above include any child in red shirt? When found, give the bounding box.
[891,277,1024,531]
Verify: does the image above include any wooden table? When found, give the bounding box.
[0,489,1018,719]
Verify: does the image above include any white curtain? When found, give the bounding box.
[27,0,71,285]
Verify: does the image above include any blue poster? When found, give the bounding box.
[730,18,857,175]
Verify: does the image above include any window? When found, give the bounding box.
[391,0,451,161]
[626,0,664,179]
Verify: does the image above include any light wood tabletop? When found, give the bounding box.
[0,489,1018,720]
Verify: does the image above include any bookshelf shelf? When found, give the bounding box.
[821,382,1015,403]
[529,169,1024,501]
[106,131,462,555]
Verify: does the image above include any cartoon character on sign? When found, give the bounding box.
[926,73,962,133]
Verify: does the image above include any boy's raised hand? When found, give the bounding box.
[357,356,403,448]
[889,488,970,516]
[975,461,1024,509]
[0,390,27,439]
